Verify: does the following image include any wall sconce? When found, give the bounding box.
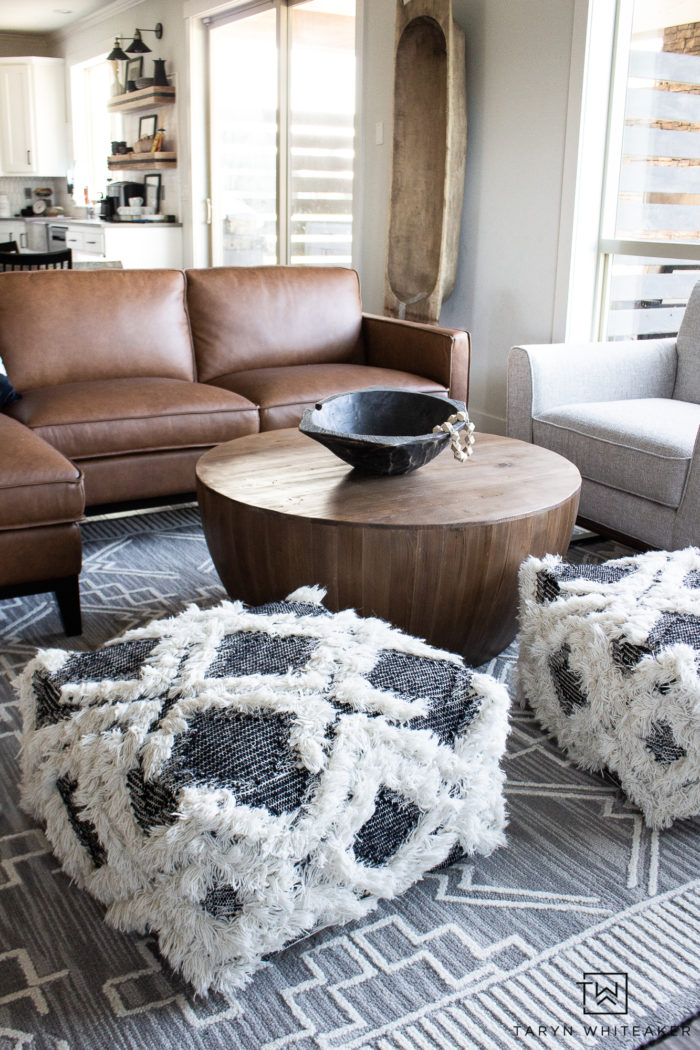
[107,24,163,62]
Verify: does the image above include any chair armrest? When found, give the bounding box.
[507,337,678,443]
[362,313,470,404]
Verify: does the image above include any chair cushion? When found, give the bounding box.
[6,378,259,460]
[0,414,83,530]
[517,548,700,829]
[212,363,448,430]
[674,280,700,404]
[16,587,509,998]
[533,397,700,508]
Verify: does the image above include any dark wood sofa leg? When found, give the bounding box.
[54,576,82,636]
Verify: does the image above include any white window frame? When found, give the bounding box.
[185,0,362,269]
[556,0,700,343]
[69,53,112,208]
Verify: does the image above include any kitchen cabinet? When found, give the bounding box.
[0,58,66,176]
[0,219,27,247]
[65,224,105,259]
[103,225,183,269]
[50,220,182,268]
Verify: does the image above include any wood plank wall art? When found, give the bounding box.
[384,0,467,324]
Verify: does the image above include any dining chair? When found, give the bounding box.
[0,248,72,271]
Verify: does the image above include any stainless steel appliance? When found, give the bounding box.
[106,181,144,218]
[99,195,116,221]
[48,224,68,250]
[26,220,49,251]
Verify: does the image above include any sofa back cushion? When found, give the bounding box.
[187,265,364,382]
[0,269,195,390]
[674,279,700,403]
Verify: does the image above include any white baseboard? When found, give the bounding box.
[469,408,506,437]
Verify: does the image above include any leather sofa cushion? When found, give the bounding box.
[211,362,448,430]
[187,266,364,381]
[0,270,196,390]
[77,449,213,508]
[0,414,83,530]
[6,378,259,461]
[533,397,700,508]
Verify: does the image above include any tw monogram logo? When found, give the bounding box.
[577,972,629,1015]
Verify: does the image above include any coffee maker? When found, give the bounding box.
[103,181,144,220]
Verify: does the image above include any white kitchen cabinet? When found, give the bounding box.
[0,219,26,247]
[0,58,66,176]
[103,225,183,269]
[65,224,105,260]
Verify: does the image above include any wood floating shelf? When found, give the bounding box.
[107,85,176,112]
[108,152,176,171]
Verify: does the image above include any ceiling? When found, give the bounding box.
[0,0,104,34]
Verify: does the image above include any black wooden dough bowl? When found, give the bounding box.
[299,387,467,475]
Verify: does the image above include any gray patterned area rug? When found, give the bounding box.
[0,506,698,1050]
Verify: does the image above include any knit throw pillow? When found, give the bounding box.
[16,587,510,998]
[517,548,700,829]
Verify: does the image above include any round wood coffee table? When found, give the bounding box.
[196,430,581,665]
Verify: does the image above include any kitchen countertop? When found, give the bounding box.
[22,216,182,227]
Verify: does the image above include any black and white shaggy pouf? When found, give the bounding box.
[518,548,700,830]
[16,587,509,998]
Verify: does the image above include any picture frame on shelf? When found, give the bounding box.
[124,57,143,92]
[144,173,162,213]
[138,114,158,140]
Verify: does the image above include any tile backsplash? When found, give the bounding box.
[0,176,74,217]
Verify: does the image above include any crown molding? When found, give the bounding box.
[54,0,144,44]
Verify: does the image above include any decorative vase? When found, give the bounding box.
[152,59,168,87]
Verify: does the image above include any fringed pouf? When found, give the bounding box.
[16,587,510,999]
[517,548,700,829]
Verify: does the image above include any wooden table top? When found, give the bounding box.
[196,429,581,529]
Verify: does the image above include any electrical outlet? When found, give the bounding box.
[24,188,32,199]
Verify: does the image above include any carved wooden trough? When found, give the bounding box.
[384,0,467,324]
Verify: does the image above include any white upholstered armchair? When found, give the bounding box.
[507,282,700,550]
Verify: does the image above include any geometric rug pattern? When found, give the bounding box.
[0,505,698,1050]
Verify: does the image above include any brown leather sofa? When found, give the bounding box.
[0,414,84,633]
[0,264,470,631]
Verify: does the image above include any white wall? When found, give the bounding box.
[56,0,189,225]
[358,0,579,434]
[54,0,581,434]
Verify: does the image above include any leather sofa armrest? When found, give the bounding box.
[361,314,470,404]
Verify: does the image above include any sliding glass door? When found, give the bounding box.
[208,0,356,267]
[209,6,279,266]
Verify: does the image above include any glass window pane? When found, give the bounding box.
[288,0,355,266]
[71,59,112,207]
[613,1,700,244]
[605,254,700,339]
[209,9,278,267]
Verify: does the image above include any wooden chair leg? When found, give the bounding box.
[54,576,82,636]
